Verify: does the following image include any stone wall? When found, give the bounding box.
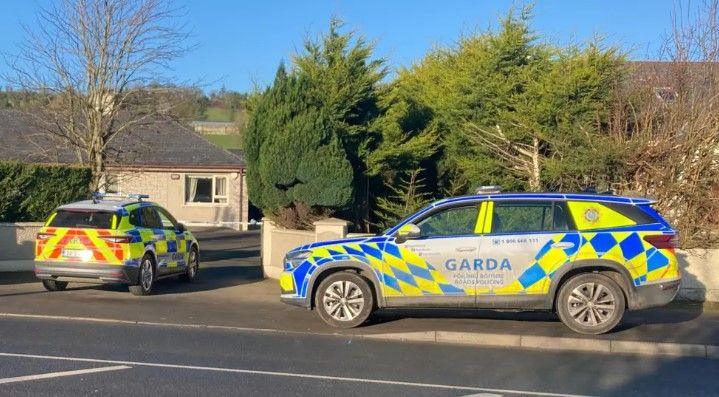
[676,249,719,302]
[261,218,348,279]
[0,222,43,271]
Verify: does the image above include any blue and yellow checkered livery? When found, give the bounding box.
[279,193,679,304]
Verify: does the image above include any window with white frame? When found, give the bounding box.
[185,175,229,204]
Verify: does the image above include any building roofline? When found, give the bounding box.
[105,164,245,172]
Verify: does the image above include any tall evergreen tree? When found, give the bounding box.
[401,8,625,193]
[244,65,353,228]
[293,19,387,231]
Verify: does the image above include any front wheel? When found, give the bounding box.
[42,279,68,291]
[315,272,374,329]
[129,256,155,296]
[556,273,626,335]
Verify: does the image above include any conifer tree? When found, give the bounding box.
[401,8,625,193]
[293,19,387,231]
[244,65,353,228]
[373,169,432,230]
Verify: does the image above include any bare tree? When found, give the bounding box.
[6,0,191,190]
[467,123,542,191]
[613,0,719,246]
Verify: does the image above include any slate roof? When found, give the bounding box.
[0,109,245,169]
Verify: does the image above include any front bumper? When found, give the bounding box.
[630,278,681,310]
[279,270,310,308]
[34,261,138,284]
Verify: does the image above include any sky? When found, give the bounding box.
[0,0,679,93]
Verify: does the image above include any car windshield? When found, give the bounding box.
[382,203,435,235]
[49,210,115,229]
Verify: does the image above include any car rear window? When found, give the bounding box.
[602,203,659,225]
[567,201,661,231]
[49,210,115,229]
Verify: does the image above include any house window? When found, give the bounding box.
[185,175,229,204]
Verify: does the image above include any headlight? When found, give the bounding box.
[284,250,311,271]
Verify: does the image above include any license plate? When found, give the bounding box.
[62,249,91,259]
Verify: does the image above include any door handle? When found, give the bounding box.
[456,246,477,252]
[551,242,575,249]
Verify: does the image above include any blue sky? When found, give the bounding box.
[0,0,677,92]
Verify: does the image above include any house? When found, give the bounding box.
[0,109,249,230]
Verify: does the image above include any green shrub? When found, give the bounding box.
[0,162,92,222]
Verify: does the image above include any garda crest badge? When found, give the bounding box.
[584,208,600,223]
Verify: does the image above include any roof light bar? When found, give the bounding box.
[475,185,502,194]
[92,192,150,203]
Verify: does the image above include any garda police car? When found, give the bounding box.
[34,193,200,296]
[280,189,681,334]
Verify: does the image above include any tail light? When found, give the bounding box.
[36,232,55,240]
[99,235,132,244]
[643,234,679,249]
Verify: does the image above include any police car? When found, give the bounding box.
[280,188,681,334]
[34,193,200,296]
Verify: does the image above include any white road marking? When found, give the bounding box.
[0,365,131,385]
[0,352,595,397]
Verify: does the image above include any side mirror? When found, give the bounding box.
[176,223,187,233]
[395,223,420,243]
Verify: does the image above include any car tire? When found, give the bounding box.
[556,273,626,335]
[129,255,155,296]
[41,279,68,291]
[180,247,199,283]
[314,271,374,329]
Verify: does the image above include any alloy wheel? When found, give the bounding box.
[322,280,365,321]
[567,282,616,327]
[140,259,153,291]
[188,251,198,278]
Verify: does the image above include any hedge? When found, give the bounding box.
[0,162,92,222]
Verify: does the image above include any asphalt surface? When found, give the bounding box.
[0,316,718,397]
[1,228,718,396]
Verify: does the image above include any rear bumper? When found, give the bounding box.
[34,261,138,284]
[630,278,681,310]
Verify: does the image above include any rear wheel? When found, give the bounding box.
[315,272,374,329]
[41,279,68,291]
[556,273,626,335]
[180,248,199,283]
[129,255,155,296]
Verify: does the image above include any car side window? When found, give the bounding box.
[140,207,163,229]
[553,202,571,231]
[416,205,479,237]
[129,208,142,227]
[491,201,553,234]
[155,207,177,230]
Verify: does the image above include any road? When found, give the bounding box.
[0,228,718,396]
[0,315,717,397]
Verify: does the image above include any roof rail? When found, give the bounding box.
[92,192,150,204]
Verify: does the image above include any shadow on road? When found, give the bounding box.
[366,302,709,341]
[0,271,37,285]
[149,265,264,295]
[370,308,558,324]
